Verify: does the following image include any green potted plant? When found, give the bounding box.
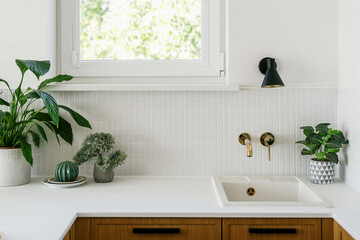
[73,132,127,183]
[0,59,92,187]
[296,123,349,184]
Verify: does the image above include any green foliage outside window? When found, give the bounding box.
[80,0,201,60]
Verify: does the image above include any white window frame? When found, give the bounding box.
[58,0,222,82]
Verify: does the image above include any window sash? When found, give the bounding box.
[59,0,221,78]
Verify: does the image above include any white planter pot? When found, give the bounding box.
[0,148,31,187]
[309,159,334,184]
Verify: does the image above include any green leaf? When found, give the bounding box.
[326,139,342,148]
[41,121,60,145]
[32,113,61,145]
[59,105,92,129]
[295,140,307,146]
[31,90,59,126]
[315,152,326,160]
[9,101,16,116]
[343,140,349,144]
[15,87,22,98]
[316,123,330,136]
[301,148,312,155]
[29,130,40,148]
[327,148,340,153]
[0,98,9,106]
[0,78,12,93]
[330,129,340,135]
[24,91,40,100]
[332,131,346,143]
[20,141,33,166]
[16,60,50,80]
[35,123,47,143]
[300,126,314,136]
[38,75,73,90]
[32,112,52,122]
[34,113,72,144]
[57,117,73,145]
[326,152,339,164]
[306,133,322,144]
[324,134,331,143]
[309,143,320,154]
[0,110,5,122]
[15,59,28,76]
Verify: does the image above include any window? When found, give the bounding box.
[59,0,222,80]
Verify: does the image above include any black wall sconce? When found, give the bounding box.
[258,57,285,88]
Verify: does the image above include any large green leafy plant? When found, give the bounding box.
[296,123,348,164]
[0,59,92,165]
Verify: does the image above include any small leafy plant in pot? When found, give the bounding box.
[296,123,349,184]
[73,132,127,183]
[0,59,92,187]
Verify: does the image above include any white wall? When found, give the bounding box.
[338,0,360,192]
[339,0,360,89]
[0,0,55,89]
[228,0,339,87]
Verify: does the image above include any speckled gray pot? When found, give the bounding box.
[0,148,31,187]
[93,164,114,183]
[310,159,334,184]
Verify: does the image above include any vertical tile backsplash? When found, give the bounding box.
[19,88,336,176]
[338,88,360,193]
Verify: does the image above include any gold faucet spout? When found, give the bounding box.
[239,133,253,158]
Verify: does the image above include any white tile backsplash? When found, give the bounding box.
[22,88,337,177]
[338,88,360,192]
[1,88,338,176]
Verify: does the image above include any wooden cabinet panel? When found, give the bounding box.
[73,218,91,240]
[322,218,334,240]
[334,221,354,240]
[223,218,322,240]
[91,218,221,240]
[63,229,72,240]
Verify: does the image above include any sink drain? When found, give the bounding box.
[247,187,255,196]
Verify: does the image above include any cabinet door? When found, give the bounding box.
[223,218,322,240]
[334,221,354,240]
[91,218,221,240]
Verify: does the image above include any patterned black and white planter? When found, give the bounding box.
[309,159,334,184]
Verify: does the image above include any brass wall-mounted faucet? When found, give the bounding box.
[239,133,253,157]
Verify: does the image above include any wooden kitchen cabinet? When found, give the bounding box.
[64,217,353,240]
[222,218,322,240]
[334,221,354,240]
[90,218,221,240]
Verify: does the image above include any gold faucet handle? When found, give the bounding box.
[260,132,275,161]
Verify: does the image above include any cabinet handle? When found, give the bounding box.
[249,228,297,234]
[133,228,180,234]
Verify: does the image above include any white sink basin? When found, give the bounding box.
[212,176,331,208]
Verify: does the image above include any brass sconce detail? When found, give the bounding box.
[260,132,275,161]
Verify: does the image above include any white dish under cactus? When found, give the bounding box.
[42,176,87,188]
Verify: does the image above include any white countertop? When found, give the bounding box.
[0,176,360,240]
